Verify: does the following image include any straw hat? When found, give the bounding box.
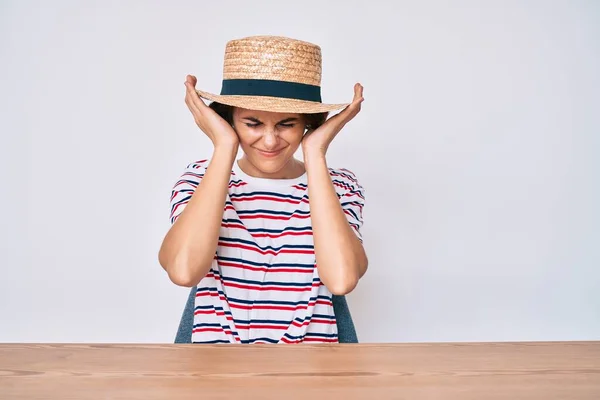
[196,35,349,114]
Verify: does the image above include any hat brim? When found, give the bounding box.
[196,90,349,114]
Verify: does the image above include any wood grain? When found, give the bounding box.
[1,342,599,399]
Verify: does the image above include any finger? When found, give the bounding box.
[193,91,210,112]
[350,84,364,115]
[337,83,364,120]
[185,74,197,87]
[184,91,198,116]
[352,83,364,104]
[185,98,203,129]
[184,76,210,113]
[184,84,204,122]
[184,78,207,116]
[184,75,198,97]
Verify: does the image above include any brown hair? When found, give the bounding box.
[208,102,328,130]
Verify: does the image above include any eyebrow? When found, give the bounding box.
[277,117,300,124]
[241,117,300,124]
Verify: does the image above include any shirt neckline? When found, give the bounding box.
[232,158,307,188]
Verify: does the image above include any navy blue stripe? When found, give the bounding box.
[234,312,335,326]
[221,79,322,102]
[193,323,239,337]
[341,205,360,221]
[330,170,357,182]
[283,332,337,340]
[218,275,318,287]
[193,324,239,337]
[247,226,312,234]
[331,179,354,190]
[192,310,239,337]
[218,236,313,251]
[195,287,223,293]
[307,313,336,320]
[194,305,232,315]
[196,290,330,306]
[341,200,363,207]
[220,221,313,235]
[217,255,314,269]
[171,194,191,209]
[226,295,329,306]
[193,323,222,328]
[229,191,307,202]
[192,340,231,344]
[222,218,244,224]
[305,332,338,338]
[241,337,280,344]
[236,208,311,217]
[181,171,204,178]
[234,319,290,325]
[195,288,227,298]
[174,179,199,187]
[291,314,335,324]
[195,287,220,292]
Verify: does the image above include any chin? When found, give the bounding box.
[248,151,294,172]
[252,159,286,174]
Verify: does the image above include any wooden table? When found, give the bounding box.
[1,342,599,399]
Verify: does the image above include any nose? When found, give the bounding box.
[262,128,279,150]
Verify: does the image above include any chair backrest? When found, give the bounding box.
[175,287,358,343]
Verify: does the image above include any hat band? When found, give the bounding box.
[220,79,322,102]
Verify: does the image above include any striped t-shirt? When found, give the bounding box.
[169,158,365,344]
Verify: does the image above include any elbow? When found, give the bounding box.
[159,250,204,288]
[325,269,361,296]
[327,277,359,296]
[358,252,369,278]
[322,252,368,295]
[167,266,201,288]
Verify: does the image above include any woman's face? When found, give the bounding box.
[232,107,306,178]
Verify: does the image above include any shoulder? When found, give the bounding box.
[175,158,210,182]
[168,159,211,223]
[328,167,366,233]
[170,159,211,196]
[327,166,365,198]
[184,159,210,173]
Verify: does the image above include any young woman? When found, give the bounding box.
[159,36,368,344]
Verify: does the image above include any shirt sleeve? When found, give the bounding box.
[169,160,208,224]
[331,168,366,243]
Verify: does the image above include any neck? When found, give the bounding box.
[238,156,305,180]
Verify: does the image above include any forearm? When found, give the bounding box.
[159,147,237,287]
[304,151,368,295]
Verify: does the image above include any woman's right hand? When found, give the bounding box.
[184,75,239,151]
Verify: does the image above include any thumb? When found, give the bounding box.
[186,75,198,87]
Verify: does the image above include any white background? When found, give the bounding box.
[1,0,598,343]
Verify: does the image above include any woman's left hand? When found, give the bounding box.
[301,83,364,157]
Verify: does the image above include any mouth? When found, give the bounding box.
[256,148,284,158]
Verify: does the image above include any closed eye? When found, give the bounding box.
[241,117,299,128]
[277,118,299,128]
[246,122,294,128]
